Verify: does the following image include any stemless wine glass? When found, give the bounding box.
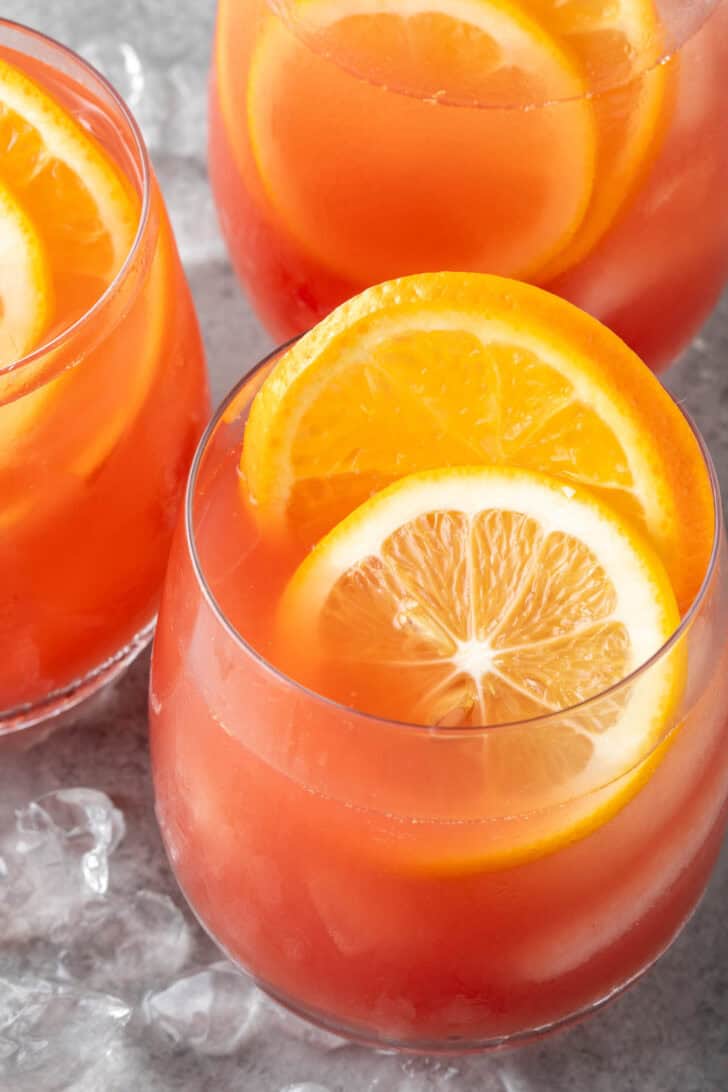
[0,19,210,741]
[209,0,728,370]
[149,353,728,1052]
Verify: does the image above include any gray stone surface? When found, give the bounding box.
[2,1,728,1089]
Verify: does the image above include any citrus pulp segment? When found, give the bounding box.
[278,465,683,864]
[244,0,596,284]
[242,272,713,613]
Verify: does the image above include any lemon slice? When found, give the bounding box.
[243,272,713,613]
[278,465,683,866]
[243,0,596,284]
[0,180,51,367]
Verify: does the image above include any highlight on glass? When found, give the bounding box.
[0,19,210,738]
[150,273,728,1051]
[209,0,728,370]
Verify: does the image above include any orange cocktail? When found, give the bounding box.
[150,275,728,1049]
[0,21,209,734]
[209,0,728,371]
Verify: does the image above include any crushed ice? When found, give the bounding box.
[0,976,130,1090]
[57,890,191,994]
[0,788,125,942]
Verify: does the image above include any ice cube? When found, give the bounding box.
[79,38,145,111]
[57,890,193,995]
[279,1085,333,1092]
[141,962,262,1056]
[0,977,130,1092]
[396,1057,462,1089]
[15,787,125,895]
[0,788,125,941]
[362,1060,444,1092]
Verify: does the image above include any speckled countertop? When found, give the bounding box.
[1,2,727,1089]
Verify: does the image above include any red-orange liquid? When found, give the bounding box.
[209,0,728,371]
[0,44,209,716]
[150,374,728,1047]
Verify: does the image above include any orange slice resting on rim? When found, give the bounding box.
[530,0,675,279]
[243,0,597,284]
[242,272,713,614]
[277,465,684,867]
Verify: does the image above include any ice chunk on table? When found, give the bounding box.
[0,977,130,1092]
[57,890,192,994]
[141,962,262,1056]
[0,788,125,941]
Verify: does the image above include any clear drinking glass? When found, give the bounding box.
[208,0,728,370]
[149,354,728,1051]
[0,20,210,741]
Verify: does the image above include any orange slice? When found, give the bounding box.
[0,219,169,532]
[0,56,154,521]
[0,180,51,367]
[0,180,51,529]
[0,55,138,328]
[280,464,680,733]
[243,272,713,614]
[530,0,674,278]
[243,0,596,284]
[278,465,683,864]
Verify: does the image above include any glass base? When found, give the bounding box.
[160,838,715,1052]
[251,967,640,1056]
[0,618,155,751]
[167,859,705,1057]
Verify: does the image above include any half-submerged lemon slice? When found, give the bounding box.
[243,272,713,613]
[279,465,683,865]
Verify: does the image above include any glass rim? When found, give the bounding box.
[263,0,721,110]
[0,17,152,385]
[185,341,724,741]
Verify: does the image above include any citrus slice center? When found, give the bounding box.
[278,466,682,817]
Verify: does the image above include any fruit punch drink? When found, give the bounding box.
[151,275,728,1050]
[0,21,209,734]
[210,0,728,371]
